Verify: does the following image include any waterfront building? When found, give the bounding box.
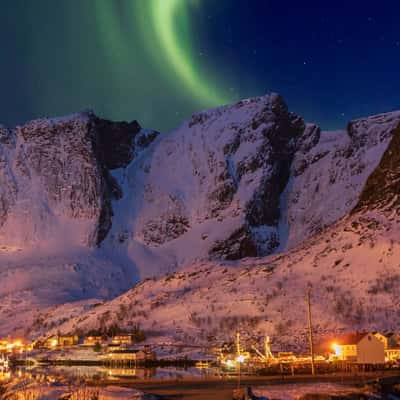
[331,333,385,364]
[111,335,134,346]
[83,335,105,346]
[374,332,399,349]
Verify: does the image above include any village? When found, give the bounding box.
[1,330,400,377]
[0,332,157,368]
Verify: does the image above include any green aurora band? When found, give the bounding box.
[7,0,236,130]
[145,0,230,106]
[96,0,232,108]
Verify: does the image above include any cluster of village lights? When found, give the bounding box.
[222,342,344,369]
[0,339,27,354]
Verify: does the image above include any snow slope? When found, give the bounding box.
[0,112,157,336]
[30,109,400,349]
[41,200,400,350]
[1,94,400,341]
[104,93,305,277]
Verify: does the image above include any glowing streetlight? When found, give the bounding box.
[331,342,342,358]
[236,355,246,364]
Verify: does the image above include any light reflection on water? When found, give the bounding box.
[0,369,366,400]
[8,365,221,382]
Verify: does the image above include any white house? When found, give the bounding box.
[331,333,384,364]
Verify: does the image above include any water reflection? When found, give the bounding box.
[6,364,221,382]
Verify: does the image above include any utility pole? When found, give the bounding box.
[306,287,315,376]
[236,332,241,357]
[236,332,241,390]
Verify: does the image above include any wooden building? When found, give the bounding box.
[385,348,400,361]
[111,335,134,346]
[58,335,79,346]
[83,336,105,347]
[332,333,384,364]
[104,348,156,365]
[41,335,78,348]
[374,332,399,349]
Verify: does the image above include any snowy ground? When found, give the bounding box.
[252,382,366,399]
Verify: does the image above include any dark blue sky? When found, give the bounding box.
[1,0,400,131]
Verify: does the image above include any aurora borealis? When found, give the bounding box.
[1,0,400,131]
[95,0,231,107]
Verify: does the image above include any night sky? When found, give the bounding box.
[2,0,400,131]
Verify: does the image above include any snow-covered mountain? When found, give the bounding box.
[104,93,307,277]
[1,94,400,342]
[0,112,158,335]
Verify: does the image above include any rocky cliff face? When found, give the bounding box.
[107,94,306,274]
[353,119,400,215]
[282,111,400,250]
[0,112,160,337]
[0,112,158,249]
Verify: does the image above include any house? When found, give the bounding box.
[58,335,79,346]
[104,348,156,363]
[374,332,399,349]
[42,335,78,348]
[374,332,389,349]
[331,333,384,364]
[385,348,400,361]
[111,335,133,346]
[83,336,105,347]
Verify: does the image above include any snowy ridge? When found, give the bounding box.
[284,110,400,249]
[105,93,305,277]
[1,94,400,341]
